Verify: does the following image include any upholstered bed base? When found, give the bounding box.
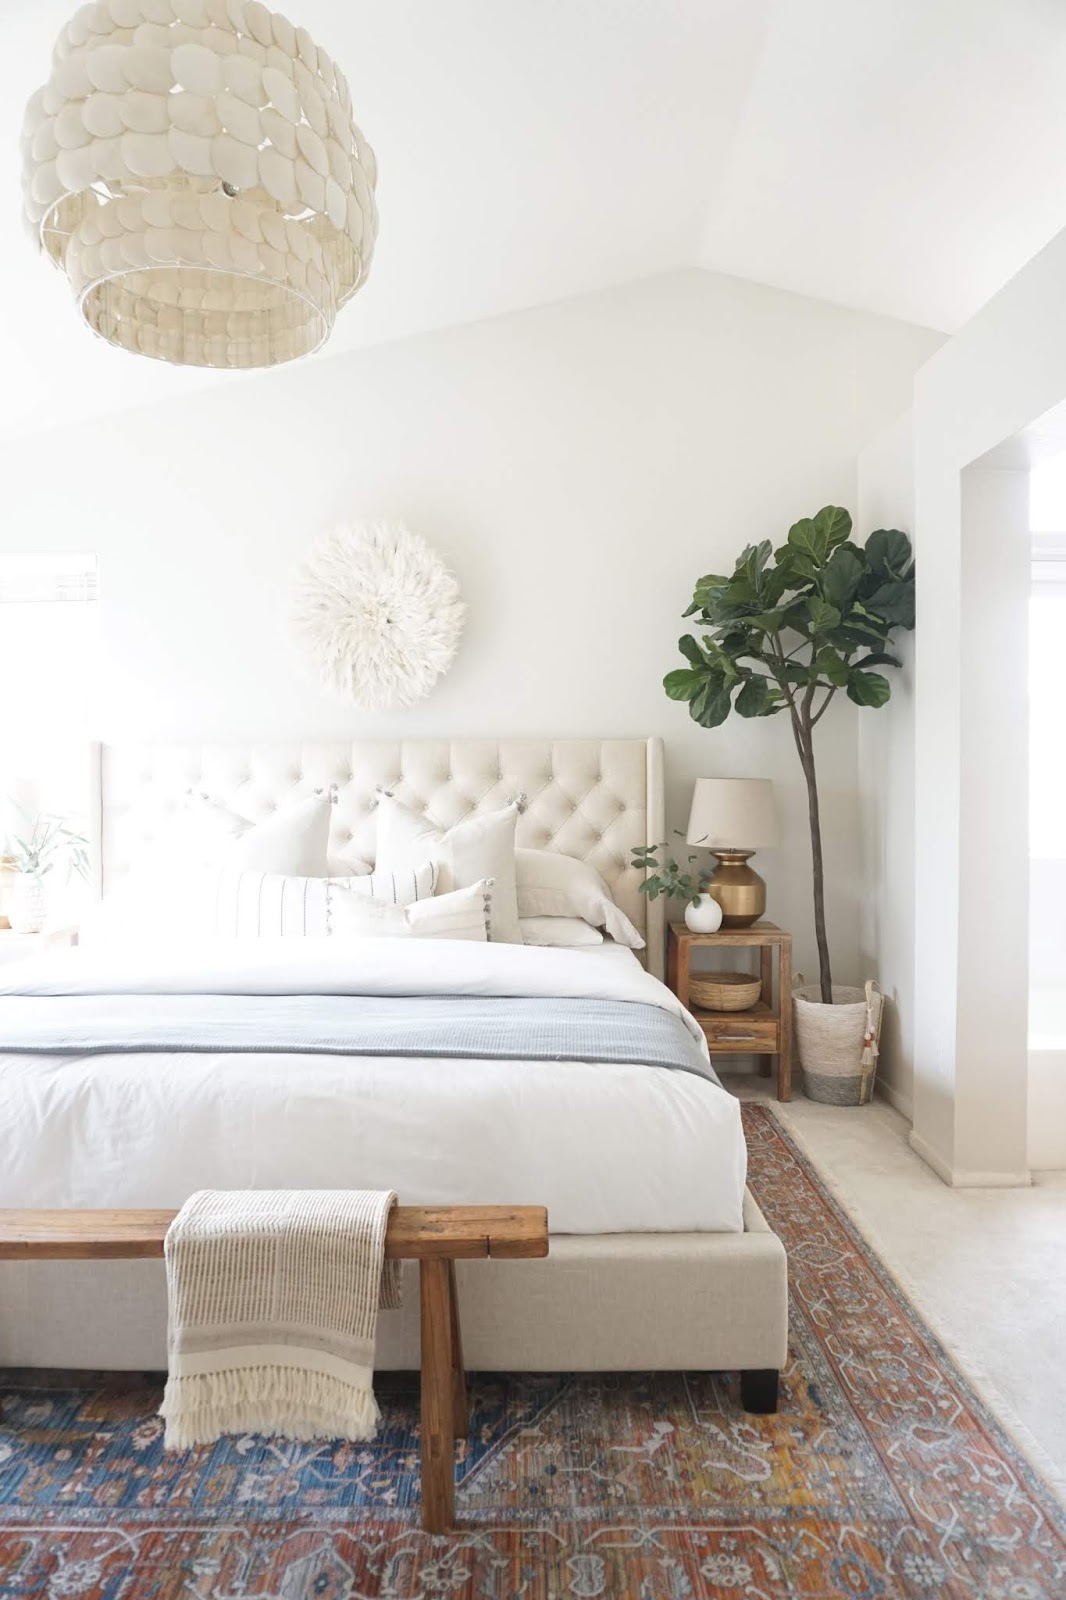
[0,1196,786,1375]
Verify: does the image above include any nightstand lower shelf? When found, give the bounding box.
[668,921,793,1101]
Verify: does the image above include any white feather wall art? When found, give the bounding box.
[292,521,465,710]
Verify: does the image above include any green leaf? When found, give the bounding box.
[813,647,850,687]
[787,517,830,565]
[806,597,841,635]
[736,541,773,586]
[854,650,903,671]
[663,667,707,701]
[820,547,863,611]
[813,505,853,550]
[677,634,705,667]
[734,677,779,717]
[846,669,892,708]
[863,579,915,629]
[865,528,912,578]
[689,681,734,728]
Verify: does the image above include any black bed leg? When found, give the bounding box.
[740,1369,779,1414]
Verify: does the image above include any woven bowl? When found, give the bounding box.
[689,971,762,1012]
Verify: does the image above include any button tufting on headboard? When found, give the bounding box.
[95,738,666,977]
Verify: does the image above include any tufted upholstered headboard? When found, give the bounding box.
[91,738,667,979]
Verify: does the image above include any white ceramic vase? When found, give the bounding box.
[8,873,47,934]
[684,894,724,934]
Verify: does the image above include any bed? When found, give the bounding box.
[0,738,786,1386]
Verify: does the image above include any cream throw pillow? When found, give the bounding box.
[374,795,522,943]
[177,792,334,876]
[328,879,493,941]
[515,848,645,949]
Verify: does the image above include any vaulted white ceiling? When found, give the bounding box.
[3,0,1066,439]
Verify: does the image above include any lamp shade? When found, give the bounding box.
[685,778,777,850]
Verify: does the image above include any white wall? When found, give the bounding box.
[856,413,916,1116]
[911,226,1066,1184]
[0,269,940,981]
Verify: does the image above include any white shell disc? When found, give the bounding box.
[54,103,92,149]
[121,130,174,176]
[168,91,220,135]
[293,157,324,213]
[119,91,168,132]
[261,65,299,122]
[123,44,174,92]
[52,52,93,101]
[167,125,214,175]
[82,92,125,138]
[85,45,130,93]
[324,175,345,231]
[55,143,99,192]
[171,42,222,95]
[259,206,288,251]
[296,122,328,177]
[260,106,296,157]
[245,0,272,47]
[212,131,258,189]
[258,143,296,205]
[223,52,264,105]
[217,90,261,144]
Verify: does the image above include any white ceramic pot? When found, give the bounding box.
[684,894,724,933]
[8,873,47,934]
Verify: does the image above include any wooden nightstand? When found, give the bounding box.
[667,920,793,1101]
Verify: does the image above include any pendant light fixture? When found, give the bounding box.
[21,0,377,370]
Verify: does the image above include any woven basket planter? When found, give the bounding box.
[689,972,762,1012]
[793,979,883,1105]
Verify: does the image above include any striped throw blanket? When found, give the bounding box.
[159,1189,400,1450]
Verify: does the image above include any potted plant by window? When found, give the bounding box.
[662,506,915,1103]
[5,811,90,934]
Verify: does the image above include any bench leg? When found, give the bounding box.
[447,1261,469,1437]
[420,1258,456,1533]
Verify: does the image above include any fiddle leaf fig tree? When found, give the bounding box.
[666,506,914,1004]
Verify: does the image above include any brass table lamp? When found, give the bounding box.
[686,778,777,928]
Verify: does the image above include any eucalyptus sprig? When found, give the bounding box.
[5,808,91,885]
[663,507,915,1001]
[632,841,713,908]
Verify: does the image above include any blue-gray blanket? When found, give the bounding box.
[0,994,719,1085]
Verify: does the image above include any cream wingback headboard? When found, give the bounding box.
[92,738,667,978]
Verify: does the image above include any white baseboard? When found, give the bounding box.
[908,1129,1032,1188]
[876,1078,913,1121]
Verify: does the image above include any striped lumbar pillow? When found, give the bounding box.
[207,861,438,938]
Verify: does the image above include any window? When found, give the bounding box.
[0,553,99,833]
[1030,540,1066,860]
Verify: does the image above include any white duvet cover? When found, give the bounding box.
[0,938,746,1236]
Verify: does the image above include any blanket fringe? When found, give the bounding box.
[160,1365,381,1449]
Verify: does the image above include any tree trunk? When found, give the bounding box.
[794,717,833,1003]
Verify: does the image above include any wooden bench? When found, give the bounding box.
[0,1203,549,1534]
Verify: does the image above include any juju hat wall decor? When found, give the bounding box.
[292,522,465,711]
[21,0,377,369]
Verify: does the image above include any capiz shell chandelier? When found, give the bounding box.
[21,0,377,369]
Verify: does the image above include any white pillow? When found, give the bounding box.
[374,795,521,944]
[210,863,438,938]
[82,862,437,945]
[176,792,333,876]
[329,879,492,941]
[520,916,604,948]
[515,848,644,949]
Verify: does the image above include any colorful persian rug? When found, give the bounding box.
[1,1105,1063,1599]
